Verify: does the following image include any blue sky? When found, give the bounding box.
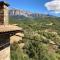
[1,0,60,16]
[7,0,50,13]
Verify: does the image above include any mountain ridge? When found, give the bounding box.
[9,9,59,18]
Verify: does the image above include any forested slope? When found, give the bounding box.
[10,16,60,60]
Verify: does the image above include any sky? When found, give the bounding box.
[7,0,49,14]
[1,0,60,16]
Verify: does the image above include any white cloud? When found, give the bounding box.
[45,0,60,13]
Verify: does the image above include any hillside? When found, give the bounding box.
[10,15,60,60]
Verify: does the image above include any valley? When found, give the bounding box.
[10,15,60,60]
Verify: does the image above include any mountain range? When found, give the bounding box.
[9,9,50,17]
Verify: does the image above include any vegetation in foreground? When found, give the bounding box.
[10,16,60,60]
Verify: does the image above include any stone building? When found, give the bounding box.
[0,1,24,60]
[0,1,9,25]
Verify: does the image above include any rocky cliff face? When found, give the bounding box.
[9,9,32,17]
[9,9,54,18]
[9,9,43,17]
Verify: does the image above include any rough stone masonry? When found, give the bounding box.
[0,1,24,60]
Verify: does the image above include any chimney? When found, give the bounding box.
[0,1,9,25]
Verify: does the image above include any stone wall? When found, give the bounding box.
[0,46,10,60]
[0,31,24,60]
[4,5,9,25]
[0,5,9,25]
[0,8,4,24]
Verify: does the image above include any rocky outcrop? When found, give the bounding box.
[9,9,50,18]
[10,32,24,44]
[10,32,24,49]
[9,9,32,17]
